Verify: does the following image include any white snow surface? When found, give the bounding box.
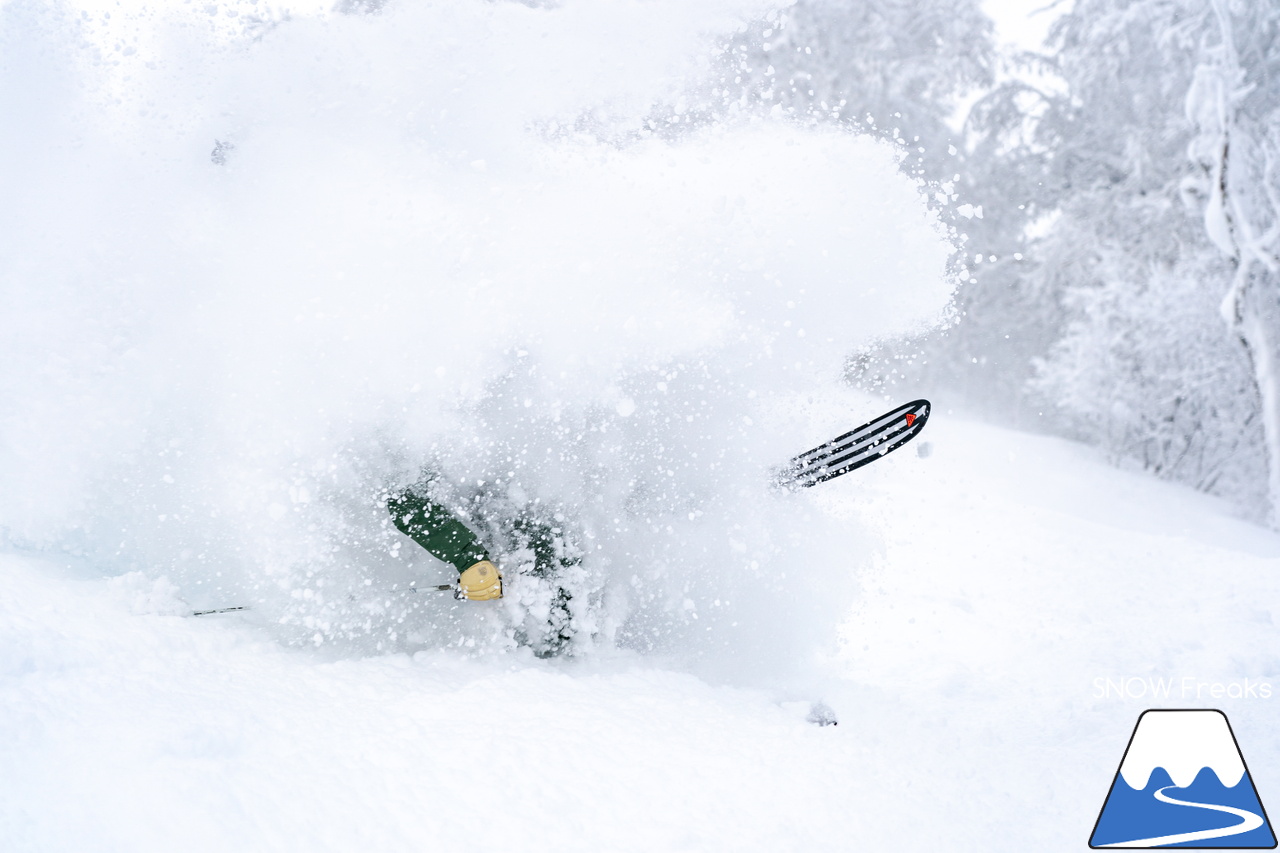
[6,417,1280,851]
[1118,710,1245,789]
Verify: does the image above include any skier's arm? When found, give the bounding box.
[386,488,490,573]
[386,487,503,601]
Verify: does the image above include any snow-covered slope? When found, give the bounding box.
[5,415,1279,852]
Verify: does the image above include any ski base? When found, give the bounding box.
[775,399,930,489]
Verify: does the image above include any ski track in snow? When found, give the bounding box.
[5,416,1280,851]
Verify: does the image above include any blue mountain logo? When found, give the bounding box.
[1091,709,1276,848]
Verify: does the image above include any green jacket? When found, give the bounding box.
[387,487,490,573]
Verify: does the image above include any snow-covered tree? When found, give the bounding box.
[727,1,1052,418]
[849,0,1271,512]
[1034,225,1263,498]
[881,48,1064,424]
[726,0,1275,517]
[1027,0,1270,514]
[1183,0,1280,523]
[731,0,994,177]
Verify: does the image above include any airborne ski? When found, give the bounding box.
[775,399,930,489]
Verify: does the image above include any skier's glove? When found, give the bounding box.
[458,560,503,601]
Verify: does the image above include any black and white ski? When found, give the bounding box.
[775,399,931,489]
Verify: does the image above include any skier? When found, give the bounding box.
[386,485,503,601]
[376,399,932,658]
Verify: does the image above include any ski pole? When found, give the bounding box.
[355,582,457,597]
[190,581,458,616]
[191,606,251,616]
